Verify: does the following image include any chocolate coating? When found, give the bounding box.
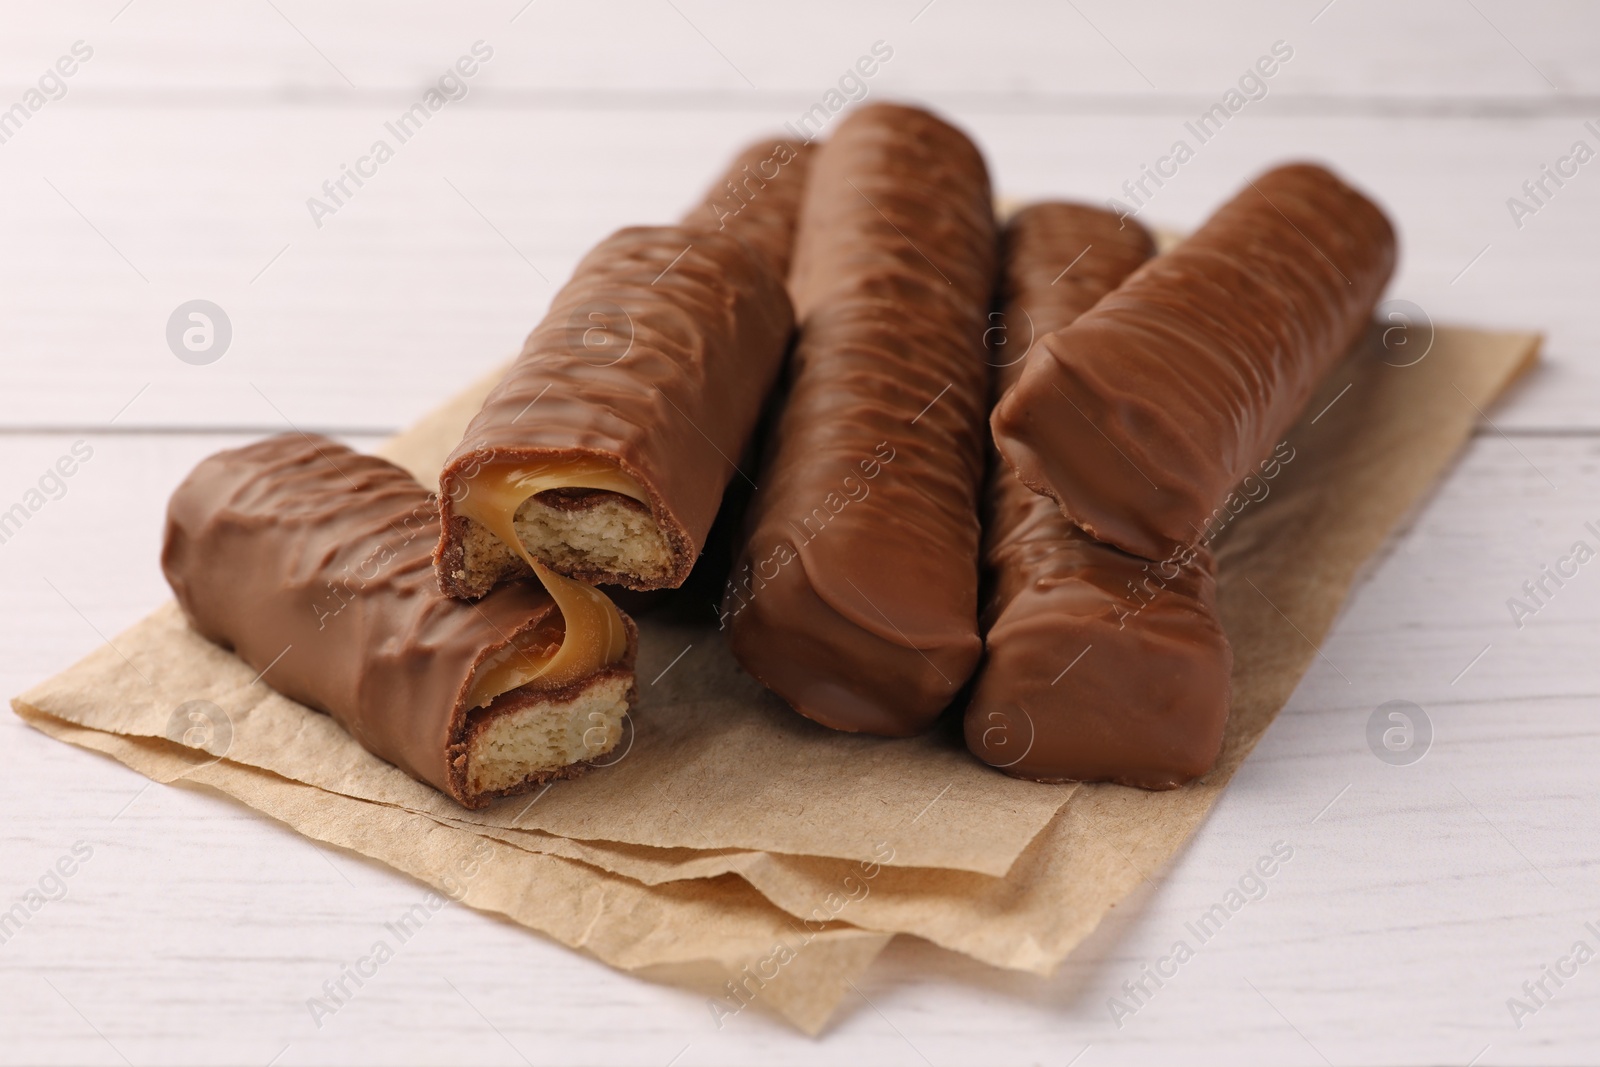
[965,204,1232,789]
[992,163,1397,561]
[162,435,637,809]
[437,225,795,593]
[680,136,815,281]
[724,103,997,736]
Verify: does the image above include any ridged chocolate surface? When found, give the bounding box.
[162,435,636,808]
[438,225,795,591]
[965,204,1232,789]
[680,136,815,281]
[724,103,997,736]
[992,163,1397,561]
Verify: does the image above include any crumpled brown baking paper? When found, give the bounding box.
[10,599,1070,875]
[14,317,1538,1029]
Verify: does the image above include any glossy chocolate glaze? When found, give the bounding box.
[724,103,997,736]
[681,136,815,281]
[991,163,1397,562]
[162,435,637,809]
[436,225,794,593]
[965,204,1232,789]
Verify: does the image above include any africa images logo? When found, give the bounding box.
[164,700,233,767]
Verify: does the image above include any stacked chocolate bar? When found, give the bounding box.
[163,103,1396,807]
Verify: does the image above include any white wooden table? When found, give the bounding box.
[3,3,1598,1063]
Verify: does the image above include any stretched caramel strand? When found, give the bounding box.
[163,436,637,809]
[436,226,794,597]
[992,163,1396,562]
[680,136,816,280]
[966,204,1232,789]
[724,103,997,736]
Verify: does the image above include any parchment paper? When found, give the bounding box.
[11,598,1068,875]
[14,315,1539,1027]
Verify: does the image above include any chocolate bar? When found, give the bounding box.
[681,135,815,280]
[966,204,1232,788]
[991,163,1396,562]
[723,103,997,736]
[163,435,638,809]
[435,226,794,597]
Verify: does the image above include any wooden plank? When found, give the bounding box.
[0,0,1593,99]
[2,107,1596,432]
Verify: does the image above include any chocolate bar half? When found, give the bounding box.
[163,435,638,809]
[435,226,794,597]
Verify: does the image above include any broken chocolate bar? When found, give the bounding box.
[163,435,638,809]
[436,226,794,597]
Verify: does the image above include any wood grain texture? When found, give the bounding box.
[3,2,1599,1063]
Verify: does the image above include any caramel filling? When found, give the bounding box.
[464,616,563,710]
[458,460,641,705]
